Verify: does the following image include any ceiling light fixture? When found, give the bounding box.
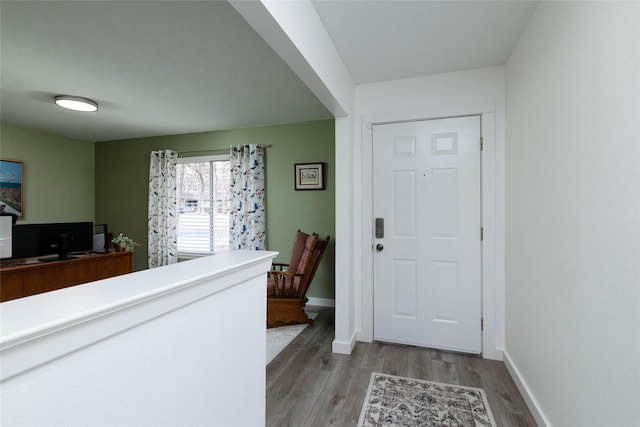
[54,95,99,112]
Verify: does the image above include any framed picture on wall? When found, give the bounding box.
[0,158,25,219]
[295,163,325,190]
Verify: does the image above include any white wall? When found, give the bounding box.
[1,251,276,426]
[504,2,640,426]
[229,0,358,356]
[354,66,506,359]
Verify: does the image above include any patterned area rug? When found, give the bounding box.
[266,311,318,365]
[357,373,497,427]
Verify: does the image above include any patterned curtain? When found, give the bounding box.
[148,149,179,268]
[229,145,266,250]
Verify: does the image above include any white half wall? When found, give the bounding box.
[505,2,640,425]
[0,251,277,426]
[354,66,507,360]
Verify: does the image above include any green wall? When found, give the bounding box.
[95,119,335,300]
[0,123,95,224]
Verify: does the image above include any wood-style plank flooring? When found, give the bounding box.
[267,307,536,427]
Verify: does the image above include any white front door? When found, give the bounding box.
[372,115,482,353]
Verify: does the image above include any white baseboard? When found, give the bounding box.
[307,297,335,307]
[308,297,345,352]
[485,348,504,361]
[356,330,373,343]
[503,350,551,427]
[332,331,357,355]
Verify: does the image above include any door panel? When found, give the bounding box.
[392,259,418,317]
[392,170,416,236]
[373,115,481,353]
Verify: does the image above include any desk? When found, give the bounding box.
[0,252,134,302]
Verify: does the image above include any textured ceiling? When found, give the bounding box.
[0,1,331,142]
[312,0,538,84]
[0,1,537,143]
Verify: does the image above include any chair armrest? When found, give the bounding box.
[268,270,303,297]
[270,262,290,272]
[268,270,301,280]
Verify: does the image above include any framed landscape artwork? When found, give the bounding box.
[295,163,325,191]
[0,158,24,218]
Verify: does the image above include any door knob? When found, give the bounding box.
[376,243,384,252]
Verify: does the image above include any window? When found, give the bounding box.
[184,199,198,211]
[176,155,230,256]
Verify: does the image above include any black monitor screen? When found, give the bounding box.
[12,222,94,259]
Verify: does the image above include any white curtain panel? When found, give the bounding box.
[229,144,266,250]
[148,149,179,268]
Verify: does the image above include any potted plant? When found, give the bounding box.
[112,233,140,252]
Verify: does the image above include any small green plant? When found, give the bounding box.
[112,233,140,252]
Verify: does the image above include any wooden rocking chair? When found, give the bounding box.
[267,230,330,328]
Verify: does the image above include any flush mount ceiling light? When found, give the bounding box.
[54,95,99,112]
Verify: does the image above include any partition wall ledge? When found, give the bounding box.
[0,250,277,382]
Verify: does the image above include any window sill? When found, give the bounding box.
[177,252,214,261]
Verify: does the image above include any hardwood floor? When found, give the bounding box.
[266,307,536,427]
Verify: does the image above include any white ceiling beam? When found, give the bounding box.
[229,0,354,117]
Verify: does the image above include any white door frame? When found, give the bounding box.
[359,102,504,360]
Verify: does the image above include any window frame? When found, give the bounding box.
[176,154,230,258]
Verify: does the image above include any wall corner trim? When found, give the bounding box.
[503,350,552,427]
[332,332,357,354]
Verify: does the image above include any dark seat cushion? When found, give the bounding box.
[288,230,309,273]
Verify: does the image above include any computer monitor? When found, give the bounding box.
[0,214,14,259]
[12,222,94,260]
